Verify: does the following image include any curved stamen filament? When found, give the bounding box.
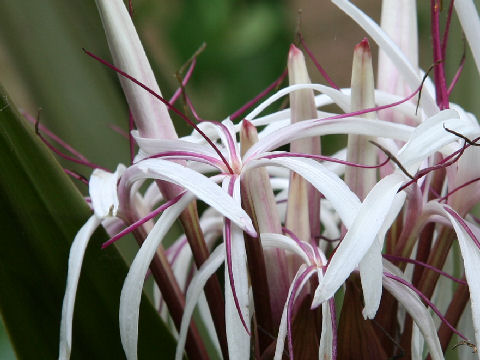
[83,48,234,174]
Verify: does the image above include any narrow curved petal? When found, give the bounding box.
[397,109,478,172]
[175,244,225,360]
[319,299,334,360]
[89,164,125,218]
[312,173,406,308]
[248,157,361,228]
[260,233,311,265]
[245,83,350,121]
[454,0,480,75]
[427,202,480,353]
[274,266,317,360]
[132,130,220,160]
[331,0,438,116]
[121,159,256,236]
[59,215,102,360]
[222,177,251,360]
[360,190,405,319]
[382,262,443,360]
[120,193,194,360]
[244,118,413,161]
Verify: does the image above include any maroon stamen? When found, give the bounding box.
[263,152,390,169]
[298,33,340,90]
[447,50,466,96]
[431,0,449,109]
[64,168,89,185]
[34,116,108,171]
[441,0,455,59]
[397,139,470,193]
[384,272,468,341]
[108,124,129,139]
[83,48,234,174]
[383,254,467,285]
[101,192,185,248]
[283,227,313,258]
[440,176,480,202]
[169,58,197,105]
[230,68,288,121]
[444,206,480,250]
[24,111,89,162]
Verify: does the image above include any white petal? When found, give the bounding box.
[359,238,383,319]
[397,109,478,172]
[59,215,101,360]
[244,117,413,161]
[318,299,333,360]
[222,177,251,360]
[132,130,219,160]
[382,261,443,360]
[428,203,480,356]
[245,84,350,121]
[312,173,406,307]
[260,233,311,265]
[120,193,194,360]
[249,157,361,228]
[360,189,405,319]
[95,0,176,139]
[121,159,256,236]
[274,265,317,360]
[89,164,125,218]
[331,0,438,116]
[454,0,480,76]
[175,244,225,360]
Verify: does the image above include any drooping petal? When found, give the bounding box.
[121,159,256,236]
[454,0,480,76]
[59,215,102,360]
[175,244,225,360]
[132,130,221,160]
[397,109,477,172]
[260,233,312,265]
[360,189,405,319]
[426,202,480,355]
[274,265,317,360]
[318,299,334,360]
[331,0,438,116]
[247,157,361,228]
[89,164,125,218]
[245,84,350,121]
[95,0,177,139]
[222,176,251,360]
[382,261,443,360]
[244,117,413,162]
[312,172,406,308]
[120,193,194,360]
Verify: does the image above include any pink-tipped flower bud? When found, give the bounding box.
[96,0,177,140]
[287,44,321,240]
[345,38,377,200]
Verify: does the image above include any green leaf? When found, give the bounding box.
[0,87,176,359]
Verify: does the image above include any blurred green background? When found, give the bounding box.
[0,0,479,358]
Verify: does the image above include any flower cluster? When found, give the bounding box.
[57,0,480,359]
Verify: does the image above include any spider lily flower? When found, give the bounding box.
[57,0,480,359]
